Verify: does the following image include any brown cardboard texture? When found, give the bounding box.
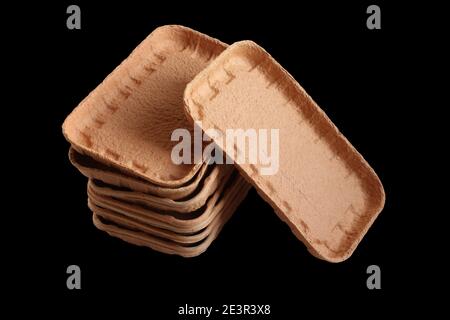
[91,175,251,257]
[184,41,385,262]
[69,147,209,200]
[63,25,227,187]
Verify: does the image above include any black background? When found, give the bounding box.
[12,0,439,316]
